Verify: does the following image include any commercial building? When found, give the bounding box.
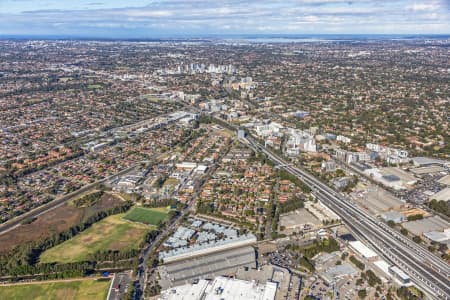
[237,129,246,139]
[176,162,198,171]
[320,263,358,285]
[403,216,449,236]
[411,157,450,168]
[423,228,450,247]
[159,233,257,263]
[158,246,256,288]
[438,175,450,186]
[389,266,411,286]
[429,187,450,202]
[381,211,406,223]
[321,160,337,173]
[349,241,378,262]
[285,128,317,154]
[373,260,392,281]
[159,276,277,300]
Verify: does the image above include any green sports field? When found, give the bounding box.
[0,279,110,300]
[123,207,169,225]
[39,214,152,263]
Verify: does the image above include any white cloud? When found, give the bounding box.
[123,10,173,17]
[0,0,449,35]
[407,2,439,12]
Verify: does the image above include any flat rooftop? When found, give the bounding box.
[159,246,256,289]
[403,216,450,236]
[352,185,404,214]
[349,241,378,259]
[412,157,449,167]
[438,175,450,186]
[159,276,277,300]
[410,166,446,175]
[429,187,450,202]
[381,167,417,184]
[321,263,358,284]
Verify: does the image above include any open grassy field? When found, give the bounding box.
[0,193,124,255]
[39,214,152,263]
[0,279,110,300]
[87,84,103,89]
[123,207,169,225]
[163,178,178,187]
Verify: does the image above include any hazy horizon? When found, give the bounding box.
[1,0,449,38]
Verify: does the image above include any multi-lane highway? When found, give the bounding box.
[243,135,450,300]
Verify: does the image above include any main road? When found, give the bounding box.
[242,135,450,299]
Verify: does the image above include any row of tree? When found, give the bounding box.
[279,196,305,214]
[0,201,133,278]
[73,191,104,207]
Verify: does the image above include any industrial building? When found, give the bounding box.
[429,187,450,202]
[159,233,257,262]
[380,211,406,223]
[403,216,449,236]
[411,157,450,168]
[158,246,256,289]
[373,260,412,286]
[389,266,411,286]
[159,276,277,300]
[320,263,358,285]
[349,241,378,262]
[160,218,257,263]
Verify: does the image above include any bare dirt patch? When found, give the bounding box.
[0,193,123,254]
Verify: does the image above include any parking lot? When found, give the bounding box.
[107,271,132,300]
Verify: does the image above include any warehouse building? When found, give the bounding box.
[349,241,378,262]
[320,263,358,285]
[159,276,277,300]
[389,266,411,286]
[159,233,257,263]
[158,246,256,289]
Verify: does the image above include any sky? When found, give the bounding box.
[0,0,449,38]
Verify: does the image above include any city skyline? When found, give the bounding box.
[1,0,450,38]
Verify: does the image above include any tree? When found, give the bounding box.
[350,256,365,270]
[341,252,348,260]
[407,214,423,221]
[412,236,422,244]
[428,199,450,217]
[366,270,382,287]
[358,289,367,299]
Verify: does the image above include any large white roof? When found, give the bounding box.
[159,276,277,300]
[349,241,378,259]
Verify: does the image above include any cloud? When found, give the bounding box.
[0,0,449,36]
[123,10,174,17]
[407,3,439,12]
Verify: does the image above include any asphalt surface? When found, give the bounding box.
[108,272,132,300]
